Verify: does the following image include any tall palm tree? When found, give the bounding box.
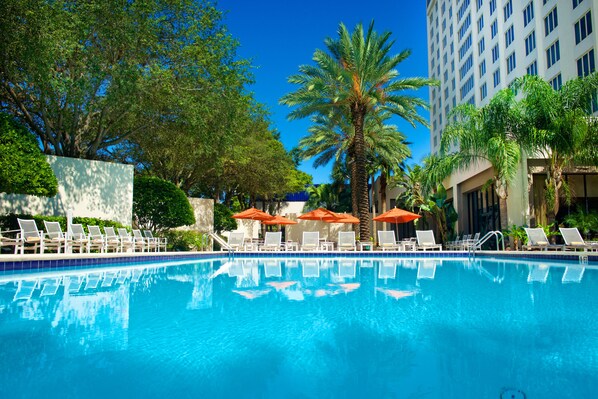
[281,21,435,240]
[515,73,598,225]
[440,88,525,230]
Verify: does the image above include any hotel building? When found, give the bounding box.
[425,0,598,234]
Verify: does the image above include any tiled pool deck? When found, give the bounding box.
[0,249,597,273]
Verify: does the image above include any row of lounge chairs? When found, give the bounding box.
[524,227,598,251]
[0,218,167,254]
[223,230,443,251]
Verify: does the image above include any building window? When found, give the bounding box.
[479,60,486,76]
[489,0,496,15]
[451,42,454,54]
[460,54,473,79]
[449,6,453,18]
[573,0,584,10]
[527,60,538,76]
[478,15,484,33]
[503,0,512,22]
[507,52,516,74]
[450,24,454,37]
[546,40,560,68]
[505,25,515,48]
[443,36,447,48]
[544,7,558,36]
[577,49,596,77]
[525,31,536,56]
[523,1,534,27]
[491,19,498,38]
[575,11,593,45]
[478,38,485,55]
[493,69,501,87]
[452,77,456,90]
[492,44,500,63]
[459,13,471,41]
[458,0,471,21]
[477,0,483,11]
[459,34,472,60]
[550,74,562,91]
[460,75,474,100]
[444,87,449,100]
[480,82,488,100]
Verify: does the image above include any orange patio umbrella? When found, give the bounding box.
[373,207,421,224]
[298,208,341,222]
[232,207,274,221]
[262,215,298,225]
[323,212,359,224]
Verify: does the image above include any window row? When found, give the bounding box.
[545,7,558,36]
[575,11,592,45]
[523,1,534,27]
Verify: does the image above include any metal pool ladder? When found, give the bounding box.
[468,230,505,260]
[208,232,235,256]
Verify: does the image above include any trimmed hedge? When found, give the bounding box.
[0,213,125,232]
[163,230,210,251]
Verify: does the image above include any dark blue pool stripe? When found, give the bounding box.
[1,250,597,273]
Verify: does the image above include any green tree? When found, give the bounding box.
[133,176,195,231]
[281,21,435,240]
[440,89,524,230]
[214,203,237,234]
[0,113,57,196]
[515,73,598,225]
[0,0,248,159]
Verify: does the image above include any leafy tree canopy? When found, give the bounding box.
[0,113,58,196]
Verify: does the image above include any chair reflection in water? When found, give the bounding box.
[264,260,282,277]
[562,266,585,283]
[13,280,38,301]
[417,260,438,280]
[302,260,320,277]
[378,260,397,279]
[527,264,550,283]
[338,260,357,278]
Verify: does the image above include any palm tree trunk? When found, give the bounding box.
[498,196,509,231]
[348,149,359,219]
[352,106,371,241]
[379,170,388,214]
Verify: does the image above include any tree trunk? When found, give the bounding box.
[379,170,388,213]
[348,147,358,220]
[498,196,509,232]
[545,163,563,228]
[351,105,371,241]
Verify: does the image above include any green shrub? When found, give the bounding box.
[164,230,210,251]
[133,176,195,232]
[0,113,58,197]
[214,203,237,233]
[0,213,124,232]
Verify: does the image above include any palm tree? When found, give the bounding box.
[515,73,598,225]
[281,21,435,240]
[440,88,525,230]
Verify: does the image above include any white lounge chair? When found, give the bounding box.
[260,232,282,251]
[523,228,561,251]
[227,232,245,251]
[102,227,121,252]
[43,221,70,253]
[17,218,62,254]
[377,231,400,251]
[559,227,597,251]
[118,228,145,252]
[301,232,320,251]
[132,229,149,252]
[416,230,442,251]
[87,226,107,253]
[337,231,357,251]
[1,229,20,254]
[70,224,95,253]
[143,230,166,251]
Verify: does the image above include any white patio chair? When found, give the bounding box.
[87,226,107,253]
[43,221,69,253]
[17,218,62,254]
[118,228,144,252]
[260,232,282,251]
[70,224,94,253]
[377,231,400,251]
[227,232,245,251]
[415,230,442,251]
[103,227,121,252]
[337,231,357,251]
[523,228,561,251]
[132,229,149,252]
[301,232,320,251]
[559,227,596,251]
[143,230,165,251]
[1,229,21,254]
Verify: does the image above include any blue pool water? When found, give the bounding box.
[1,257,597,398]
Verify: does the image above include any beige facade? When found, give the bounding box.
[0,155,134,225]
[178,198,214,233]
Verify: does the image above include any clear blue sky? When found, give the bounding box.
[219,0,431,183]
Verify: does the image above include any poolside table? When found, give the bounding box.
[358,241,374,251]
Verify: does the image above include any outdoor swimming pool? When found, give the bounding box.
[1,256,597,398]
